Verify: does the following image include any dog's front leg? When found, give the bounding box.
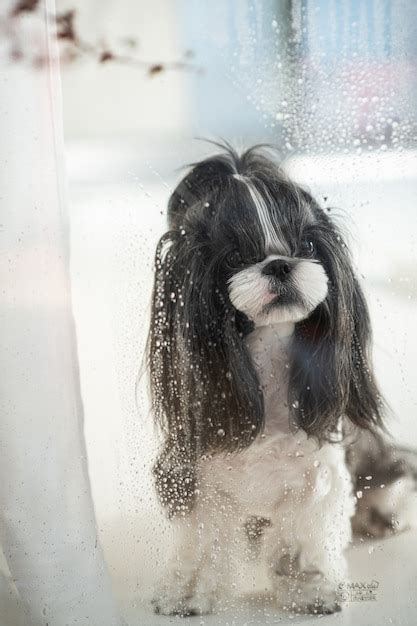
[267,539,346,615]
[266,453,354,614]
[152,500,233,616]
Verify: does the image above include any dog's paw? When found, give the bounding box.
[152,592,216,616]
[283,592,343,616]
[276,576,343,616]
[305,596,342,615]
[152,575,218,617]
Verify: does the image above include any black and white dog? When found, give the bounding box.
[148,144,417,616]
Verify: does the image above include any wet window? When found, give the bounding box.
[1,1,416,624]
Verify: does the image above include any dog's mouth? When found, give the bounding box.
[262,281,301,313]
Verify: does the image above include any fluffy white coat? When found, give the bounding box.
[154,323,356,615]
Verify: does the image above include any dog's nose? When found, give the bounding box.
[262,259,292,280]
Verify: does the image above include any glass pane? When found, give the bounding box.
[2,1,416,624]
[62,0,417,623]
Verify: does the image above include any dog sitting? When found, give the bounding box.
[147,144,417,616]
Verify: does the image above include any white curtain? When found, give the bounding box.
[0,2,125,624]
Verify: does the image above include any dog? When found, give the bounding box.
[147,143,417,616]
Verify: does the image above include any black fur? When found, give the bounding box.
[148,144,384,516]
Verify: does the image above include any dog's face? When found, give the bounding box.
[174,163,331,329]
[225,176,329,326]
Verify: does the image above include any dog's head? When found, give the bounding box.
[149,145,384,487]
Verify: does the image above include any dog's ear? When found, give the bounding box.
[290,216,384,440]
[148,230,263,516]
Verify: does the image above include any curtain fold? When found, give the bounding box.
[0,2,125,624]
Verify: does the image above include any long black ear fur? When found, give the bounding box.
[148,229,263,516]
[290,209,384,439]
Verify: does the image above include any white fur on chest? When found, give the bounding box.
[199,323,352,518]
[245,322,295,436]
[202,429,349,516]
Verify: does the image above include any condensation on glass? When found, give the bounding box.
[0,1,416,625]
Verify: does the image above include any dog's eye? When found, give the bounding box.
[226,250,243,267]
[299,239,315,257]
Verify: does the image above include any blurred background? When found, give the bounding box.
[3,0,417,623]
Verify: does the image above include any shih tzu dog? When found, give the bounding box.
[147,144,417,616]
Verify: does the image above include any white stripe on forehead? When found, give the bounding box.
[232,174,290,255]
